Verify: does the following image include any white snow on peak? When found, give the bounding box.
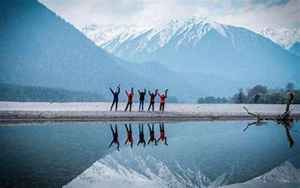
[64,145,300,188]
[222,161,300,188]
[63,148,230,188]
[99,17,230,53]
[258,27,300,48]
[81,24,149,46]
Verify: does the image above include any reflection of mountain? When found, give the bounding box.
[223,161,300,188]
[65,121,300,188]
[64,148,300,188]
[64,149,229,188]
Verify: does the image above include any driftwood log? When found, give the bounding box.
[243,92,295,147]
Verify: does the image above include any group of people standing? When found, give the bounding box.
[109,123,168,151]
[109,85,168,112]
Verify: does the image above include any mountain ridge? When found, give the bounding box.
[95,18,300,90]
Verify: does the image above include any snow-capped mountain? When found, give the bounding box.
[258,27,300,48]
[81,24,148,46]
[101,18,229,58]
[99,17,299,89]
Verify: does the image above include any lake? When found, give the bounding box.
[0,121,299,188]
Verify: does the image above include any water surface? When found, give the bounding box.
[0,121,299,188]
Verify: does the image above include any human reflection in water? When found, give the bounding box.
[125,124,133,148]
[147,123,157,145]
[158,122,168,145]
[109,124,120,151]
[137,124,146,147]
[278,119,295,148]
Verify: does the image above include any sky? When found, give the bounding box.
[39,0,300,31]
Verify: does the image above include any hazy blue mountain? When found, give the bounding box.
[102,18,300,90]
[0,83,105,102]
[289,42,300,56]
[112,58,198,100]
[0,0,199,101]
[0,0,151,98]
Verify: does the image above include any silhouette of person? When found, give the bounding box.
[286,91,295,113]
[148,89,158,112]
[109,124,120,151]
[125,124,133,148]
[137,124,146,147]
[125,88,134,112]
[158,122,168,145]
[138,89,147,111]
[281,120,294,148]
[109,85,120,111]
[158,89,168,112]
[147,123,157,145]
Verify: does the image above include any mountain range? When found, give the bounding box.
[82,24,300,50]
[97,18,299,92]
[0,0,193,101]
[1,1,299,102]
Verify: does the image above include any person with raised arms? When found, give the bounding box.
[124,88,134,112]
[148,89,158,112]
[109,85,120,111]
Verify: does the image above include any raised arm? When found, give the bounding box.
[125,90,128,96]
[115,124,118,134]
[109,88,114,94]
[165,89,168,98]
[116,86,120,94]
[148,91,151,96]
[154,89,158,96]
[110,124,114,133]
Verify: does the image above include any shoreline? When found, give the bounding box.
[1,102,299,123]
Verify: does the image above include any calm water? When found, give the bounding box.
[0,121,299,188]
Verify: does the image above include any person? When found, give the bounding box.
[137,124,146,147]
[124,124,133,148]
[108,124,120,151]
[158,122,168,145]
[125,88,134,112]
[158,89,168,112]
[285,91,295,113]
[147,123,157,145]
[148,89,158,112]
[109,85,120,111]
[138,89,147,111]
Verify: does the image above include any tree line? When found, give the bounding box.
[198,83,299,104]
